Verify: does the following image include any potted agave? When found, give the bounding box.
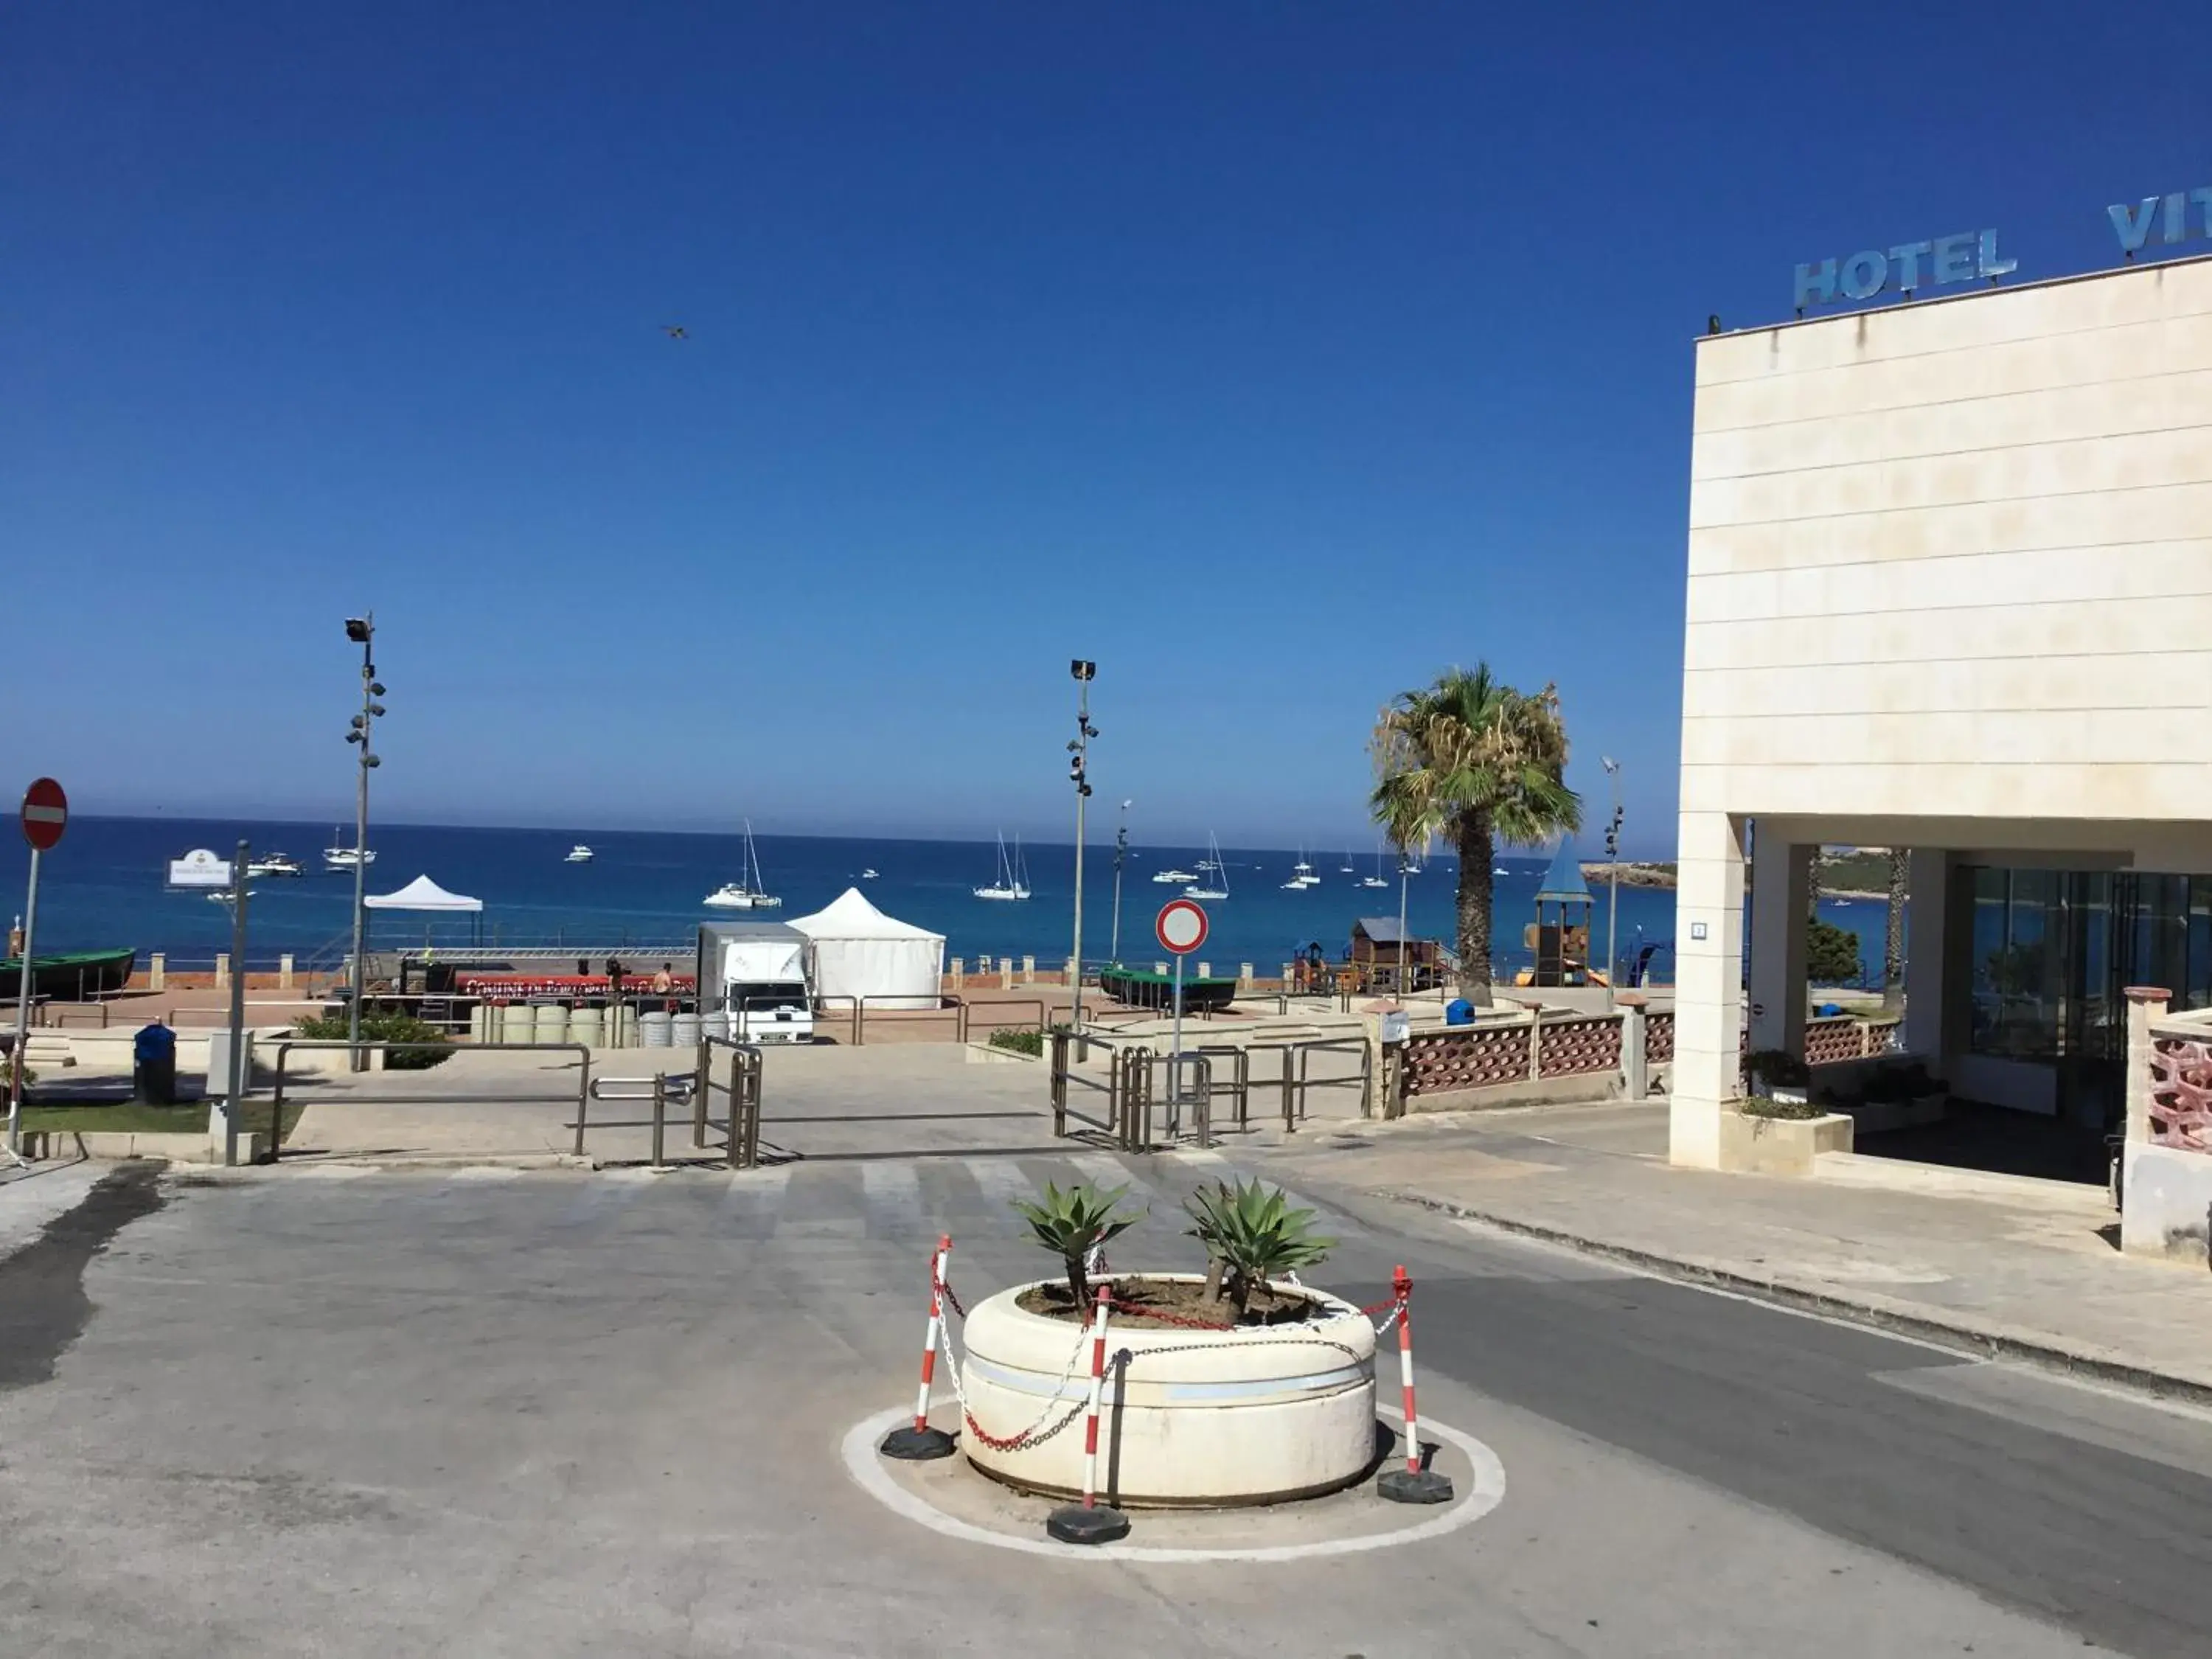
[956,1178,1380,1508]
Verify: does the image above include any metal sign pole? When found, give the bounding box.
[224,839,250,1167]
[1170,950,1185,1136]
[6,845,41,1159]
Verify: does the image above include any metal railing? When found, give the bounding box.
[585,1071,695,1168]
[693,1036,764,1169]
[813,995,970,1047]
[266,1039,594,1164]
[1250,1037,1373,1131]
[1046,1033,1214,1152]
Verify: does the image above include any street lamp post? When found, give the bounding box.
[1601,756,1624,1009]
[1108,799,1131,967]
[1067,661,1096,1031]
[344,615,386,1071]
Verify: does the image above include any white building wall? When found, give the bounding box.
[1672,254,2212,1164]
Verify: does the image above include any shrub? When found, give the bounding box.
[1183,1178,1336,1318]
[292,1011,453,1069]
[1010,1180,1142,1309]
[1806,917,1863,984]
[988,1028,1045,1057]
[1738,1096,1825,1121]
[1742,1048,1809,1091]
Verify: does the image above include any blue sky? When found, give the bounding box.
[5,2,2205,855]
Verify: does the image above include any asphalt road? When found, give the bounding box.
[1,1148,2205,1657]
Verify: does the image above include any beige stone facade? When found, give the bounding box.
[1671,254,2212,1166]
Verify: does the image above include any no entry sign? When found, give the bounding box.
[1155,898,1208,956]
[19,778,66,852]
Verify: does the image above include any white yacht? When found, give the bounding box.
[322,828,376,870]
[1184,835,1229,901]
[1152,866,1198,884]
[859,867,880,880]
[974,832,1032,901]
[206,888,255,905]
[703,820,781,909]
[1290,848,1319,887]
[246,852,303,878]
[565,845,595,863]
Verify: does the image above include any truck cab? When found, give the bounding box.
[698,920,815,1045]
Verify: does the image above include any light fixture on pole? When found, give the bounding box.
[1108,799,1132,967]
[1601,756,1624,1009]
[343,613,385,1071]
[1068,660,1096,1030]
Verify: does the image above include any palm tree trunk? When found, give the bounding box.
[1882,848,1907,1012]
[1455,815,1495,1006]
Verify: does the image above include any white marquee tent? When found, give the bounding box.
[788,888,945,1009]
[363,874,483,912]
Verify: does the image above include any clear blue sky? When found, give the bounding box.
[6,3,2205,854]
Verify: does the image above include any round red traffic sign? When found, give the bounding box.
[1155,898,1208,956]
[20,777,66,852]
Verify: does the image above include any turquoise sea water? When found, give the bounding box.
[0,815,1891,984]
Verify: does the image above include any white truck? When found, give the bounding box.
[698,921,815,1044]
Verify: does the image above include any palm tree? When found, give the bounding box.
[1882,848,1907,1012]
[1371,665,1581,1006]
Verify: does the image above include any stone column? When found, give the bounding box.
[1021,954,1035,982]
[1747,835,1809,1058]
[1281,961,1295,990]
[1669,811,1750,1169]
[1239,962,1253,990]
[949,957,964,983]
[1902,849,1950,1062]
[279,953,295,990]
[2124,986,2171,1144]
[149,953,166,992]
[1197,961,1210,980]
[214,953,232,990]
[1618,992,1649,1102]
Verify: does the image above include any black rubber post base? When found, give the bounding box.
[879,1425,957,1461]
[1378,1467,1454,1505]
[1046,1503,1132,1545]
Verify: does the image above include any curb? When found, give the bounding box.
[1382,1188,2212,1411]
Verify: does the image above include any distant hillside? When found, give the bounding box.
[1565,850,1902,898]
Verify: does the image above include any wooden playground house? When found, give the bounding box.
[1517,841,1599,988]
[1349,917,1445,992]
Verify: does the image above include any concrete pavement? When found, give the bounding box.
[1249,1099,2212,1401]
[4,1147,2210,1655]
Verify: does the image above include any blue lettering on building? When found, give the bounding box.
[1794,229,2014,312]
[2108,187,2212,256]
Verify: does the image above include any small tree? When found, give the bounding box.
[1882,849,1907,1012]
[1806,917,1863,985]
[1183,1179,1336,1319]
[1009,1180,1141,1309]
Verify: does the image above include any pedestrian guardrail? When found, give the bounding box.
[265,1039,594,1164]
[1047,1033,1212,1151]
[813,995,972,1046]
[692,1036,764,1169]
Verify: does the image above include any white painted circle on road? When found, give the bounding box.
[840,1403,1505,1563]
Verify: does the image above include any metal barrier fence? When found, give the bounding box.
[1246,1037,1372,1131]
[1046,1034,1214,1152]
[813,995,973,1047]
[693,1036,764,1169]
[266,1040,594,1164]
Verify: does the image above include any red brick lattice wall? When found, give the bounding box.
[2149,1035,2212,1152]
[1537,1015,1622,1078]
[1402,1023,1529,1096]
[1644,1011,1674,1063]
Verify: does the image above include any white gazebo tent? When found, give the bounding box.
[788,887,945,1009]
[363,874,486,948]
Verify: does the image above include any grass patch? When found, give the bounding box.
[20,1100,307,1143]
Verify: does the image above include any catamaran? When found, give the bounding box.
[973,832,1032,901]
[1184,835,1229,901]
[703,820,782,908]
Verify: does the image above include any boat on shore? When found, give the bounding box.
[0,947,137,999]
[1098,964,1238,1013]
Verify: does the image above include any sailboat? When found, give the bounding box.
[1339,849,1356,874]
[703,820,782,908]
[1361,842,1391,889]
[1281,845,1319,890]
[322,827,375,869]
[1184,835,1229,901]
[973,832,1032,901]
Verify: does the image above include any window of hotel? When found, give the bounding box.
[1969,868,2063,1062]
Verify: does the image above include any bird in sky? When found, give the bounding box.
[662,324,688,341]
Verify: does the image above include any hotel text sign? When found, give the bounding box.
[1794,182,2212,312]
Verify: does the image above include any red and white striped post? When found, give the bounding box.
[880,1234,958,1461]
[1377,1263,1453,1503]
[1046,1284,1131,1543]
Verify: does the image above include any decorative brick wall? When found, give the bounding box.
[2149,1034,2212,1152]
[1402,1023,1528,1096]
[1537,1014,1621,1078]
[1644,1010,1675,1064]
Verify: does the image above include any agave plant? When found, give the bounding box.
[1009,1180,1141,1309]
[1183,1178,1336,1318]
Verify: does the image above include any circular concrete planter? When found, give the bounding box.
[959,1275,1377,1507]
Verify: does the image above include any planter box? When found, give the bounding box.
[1717,1109,1854,1177]
[959,1276,1377,1507]
[2121,1141,2212,1265]
[963,1041,1041,1065]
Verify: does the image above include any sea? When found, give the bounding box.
[0,816,1893,984]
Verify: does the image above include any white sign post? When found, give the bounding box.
[10,778,68,1160]
[1155,900,1208,1136]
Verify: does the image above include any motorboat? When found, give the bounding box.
[703,820,781,908]
[1152,867,1197,884]
[565,845,595,863]
[1289,849,1319,888]
[246,853,303,878]
[974,832,1032,901]
[860,868,880,880]
[1184,834,1229,901]
[206,888,255,905]
[323,827,376,869]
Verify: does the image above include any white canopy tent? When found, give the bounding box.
[363,874,483,912]
[788,888,945,1009]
